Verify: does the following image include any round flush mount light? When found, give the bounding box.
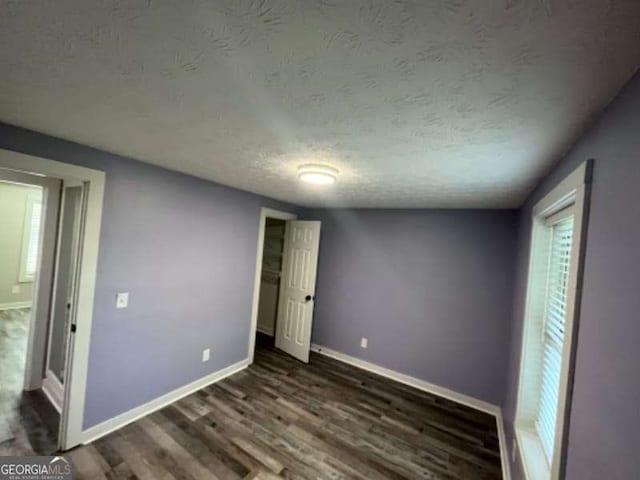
[297,164,339,185]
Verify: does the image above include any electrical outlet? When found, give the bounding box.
[202,348,211,362]
[11,285,21,294]
[360,337,368,349]
[115,292,129,309]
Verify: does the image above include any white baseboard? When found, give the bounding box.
[310,344,510,480]
[311,344,499,415]
[256,325,274,336]
[0,301,32,311]
[77,346,511,479]
[495,410,512,480]
[79,358,250,446]
[42,373,64,413]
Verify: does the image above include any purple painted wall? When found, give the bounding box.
[0,123,297,428]
[503,71,640,479]
[301,208,518,406]
[6,61,637,473]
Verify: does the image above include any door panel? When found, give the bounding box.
[275,221,321,363]
[43,184,83,408]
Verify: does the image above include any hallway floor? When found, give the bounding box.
[0,308,59,456]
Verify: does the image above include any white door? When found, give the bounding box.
[42,183,84,412]
[275,221,321,363]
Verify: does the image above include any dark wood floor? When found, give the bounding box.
[0,308,60,456]
[2,320,502,479]
[62,339,503,480]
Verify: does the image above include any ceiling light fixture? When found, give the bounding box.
[297,164,339,185]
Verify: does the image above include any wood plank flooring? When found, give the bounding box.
[0,308,60,456]
[61,341,503,480]
[1,321,502,479]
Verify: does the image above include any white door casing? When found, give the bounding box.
[275,221,321,363]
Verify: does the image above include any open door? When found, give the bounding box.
[275,221,321,363]
[42,183,84,413]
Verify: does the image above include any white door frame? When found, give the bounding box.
[0,148,105,451]
[248,207,297,363]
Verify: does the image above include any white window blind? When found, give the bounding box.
[25,199,43,276]
[20,193,43,282]
[536,215,574,462]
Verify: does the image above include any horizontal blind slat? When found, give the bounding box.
[536,215,574,463]
[25,200,42,276]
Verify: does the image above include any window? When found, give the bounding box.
[537,212,573,461]
[515,162,591,480]
[19,190,43,282]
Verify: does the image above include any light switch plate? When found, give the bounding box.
[202,348,210,362]
[361,337,368,349]
[11,285,21,294]
[115,292,129,309]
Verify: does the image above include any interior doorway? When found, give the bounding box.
[255,218,287,348]
[0,171,88,455]
[0,149,105,451]
[0,178,60,455]
[249,208,321,364]
[0,172,63,455]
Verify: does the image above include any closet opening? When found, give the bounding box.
[249,207,322,364]
[256,217,286,348]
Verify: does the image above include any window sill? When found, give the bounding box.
[516,427,551,480]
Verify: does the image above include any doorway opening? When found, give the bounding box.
[0,172,85,455]
[0,171,70,455]
[249,208,321,364]
[0,179,60,455]
[1,149,105,452]
[255,217,286,349]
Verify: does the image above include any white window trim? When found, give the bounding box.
[18,190,43,282]
[515,161,592,480]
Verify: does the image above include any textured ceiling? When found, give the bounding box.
[1,1,639,208]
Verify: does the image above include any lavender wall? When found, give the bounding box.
[0,123,296,428]
[8,65,637,471]
[302,208,518,405]
[503,71,640,479]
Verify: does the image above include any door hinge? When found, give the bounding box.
[70,324,77,333]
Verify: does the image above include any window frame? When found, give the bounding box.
[515,161,592,480]
[18,189,43,283]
